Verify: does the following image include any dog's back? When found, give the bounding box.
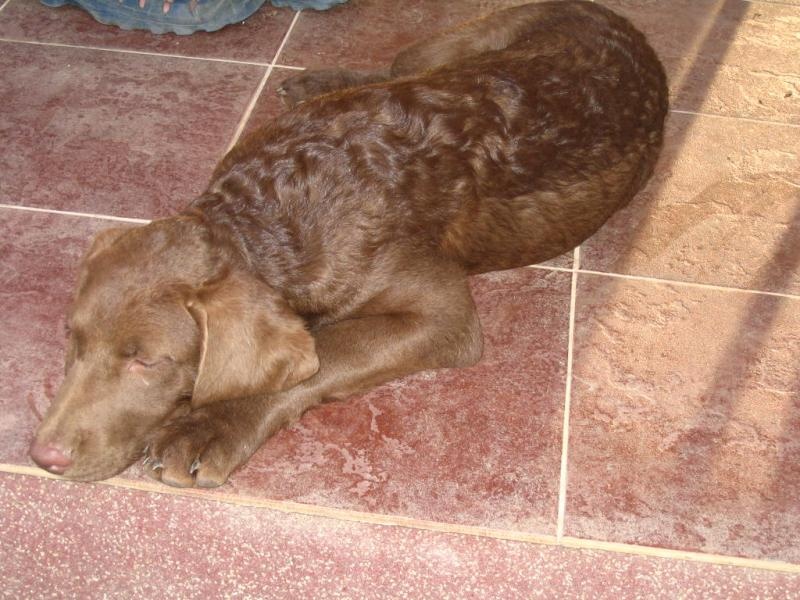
[203,1,668,287]
[387,1,669,272]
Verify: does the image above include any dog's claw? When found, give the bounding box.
[189,459,201,474]
[142,456,151,466]
[150,460,163,471]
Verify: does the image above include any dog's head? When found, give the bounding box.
[30,218,318,481]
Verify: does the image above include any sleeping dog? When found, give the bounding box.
[30,1,668,486]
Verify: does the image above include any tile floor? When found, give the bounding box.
[0,0,798,597]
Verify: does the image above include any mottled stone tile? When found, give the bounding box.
[0,0,294,63]
[182,268,571,533]
[0,209,124,465]
[279,0,528,71]
[566,274,800,562]
[581,113,800,295]
[2,473,799,599]
[604,0,798,71]
[605,0,800,123]
[663,55,800,126]
[0,42,263,218]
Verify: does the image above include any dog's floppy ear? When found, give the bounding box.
[186,271,319,407]
[73,227,131,295]
[85,227,129,261]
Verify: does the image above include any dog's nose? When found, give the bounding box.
[29,440,72,474]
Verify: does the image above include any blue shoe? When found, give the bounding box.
[40,0,270,35]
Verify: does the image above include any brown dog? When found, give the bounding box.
[30,1,668,486]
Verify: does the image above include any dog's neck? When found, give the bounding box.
[182,193,313,300]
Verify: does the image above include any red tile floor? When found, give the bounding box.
[1,0,798,597]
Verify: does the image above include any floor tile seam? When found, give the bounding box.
[2,41,798,129]
[273,63,305,71]
[555,246,580,540]
[224,10,302,153]
[744,0,800,6]
[670,109,800,129]
[0,203,150,224]
[527,264,800,301]
[557,536,800,575]
[0,36,305,70]
[1,464,798,575]
[2,204,797,301]
[1,51,798,123]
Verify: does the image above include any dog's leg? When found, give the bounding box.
[390,3,575,77]
[146,269,483,488]
[276,5,556,107]
[278,4,613,108]
[277,68,390,108]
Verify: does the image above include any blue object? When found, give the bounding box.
[40,0,348,35]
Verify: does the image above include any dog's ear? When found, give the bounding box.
[73,227,132,297]
[85,227,129,261]
[186,271,319,407]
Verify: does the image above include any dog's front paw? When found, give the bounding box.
[144,409,250,488]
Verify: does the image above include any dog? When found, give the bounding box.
[30,1,668,486]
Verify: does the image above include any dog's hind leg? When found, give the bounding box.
[278,3,627,107]
[277,68,390,108]
[276,4,554,107]
[390,2,602,76]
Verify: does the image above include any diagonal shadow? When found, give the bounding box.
[668,192,800,557]
[568,0,800,559]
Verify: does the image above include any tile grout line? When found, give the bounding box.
[0,41,798,128]
[2,464,798,575]
[529,264,574,274]
[0,4,797,124]
[556,246,580,541]
[224,10,301,153]
[527,263,800,301]
[0,203,150,224]
[0,36,304,70]
[670,108,800,129]
[272,63,306,71]
[2,201,798,302]
[557,536,800,574]
[578,267,800,300]
[2,201,797,301]
[744,0,800,6]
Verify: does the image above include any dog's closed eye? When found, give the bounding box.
[126,352,172,373]
[130,358,161,370]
